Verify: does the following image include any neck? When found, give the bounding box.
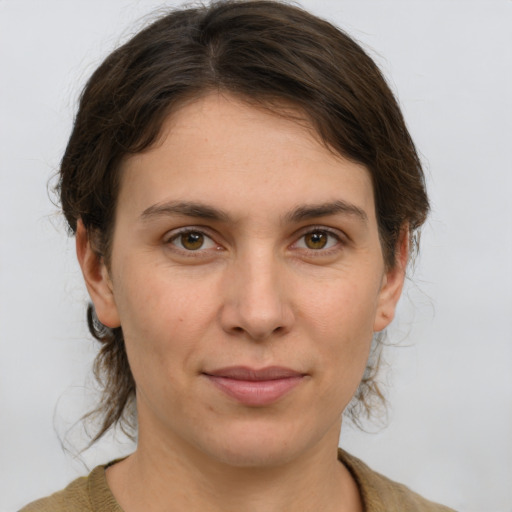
[106,425,362,512]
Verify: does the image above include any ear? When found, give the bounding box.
[76,219,121,328]
[373,227,409,332]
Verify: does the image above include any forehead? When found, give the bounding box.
[117,93,376,225]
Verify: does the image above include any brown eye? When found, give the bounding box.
[180,232,204,250]
[168,229,217,253]
[304,231,328,250]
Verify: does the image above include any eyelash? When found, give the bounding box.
[291,226,344,255]
[164,226,345,257]
[165,227,221,256]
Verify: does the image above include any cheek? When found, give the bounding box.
[302,274,380,338]
[299,275,379,388]
[111,268,216,381]
[115,260,214,330]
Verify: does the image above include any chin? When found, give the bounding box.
[195,419,321,469]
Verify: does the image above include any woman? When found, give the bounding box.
[21,1,455,510]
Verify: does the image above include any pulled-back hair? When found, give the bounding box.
[60,0,429,442]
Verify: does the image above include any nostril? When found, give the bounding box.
[219,292,294,340]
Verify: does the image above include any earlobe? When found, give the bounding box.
[373,228,409,332]
[76,220,121,328]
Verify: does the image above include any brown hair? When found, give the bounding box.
[59,0,429,442]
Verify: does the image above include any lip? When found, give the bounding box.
[203,366,306,406]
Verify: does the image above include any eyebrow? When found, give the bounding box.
[284,200,368,224]
[140,201,230,222]
[140,199,368,224]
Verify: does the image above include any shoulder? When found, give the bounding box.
[19,474,90,512]
[19,464,122,512]
[338,449,457,512]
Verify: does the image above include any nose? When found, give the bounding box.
[219,250,294,341]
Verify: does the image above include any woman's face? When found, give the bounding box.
[82,93,405,467]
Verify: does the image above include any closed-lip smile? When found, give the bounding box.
[203,366,306,406]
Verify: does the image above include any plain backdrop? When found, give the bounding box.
[1,1,511,511]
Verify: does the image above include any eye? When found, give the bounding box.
[295,229,341,251]
[168,230,217,251]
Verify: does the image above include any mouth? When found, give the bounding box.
[203,366,306,406]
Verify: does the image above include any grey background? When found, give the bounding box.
[1,1,511,511]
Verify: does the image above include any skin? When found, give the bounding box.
[77,93,407,512]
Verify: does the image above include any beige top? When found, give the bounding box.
[20,449,456,512]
